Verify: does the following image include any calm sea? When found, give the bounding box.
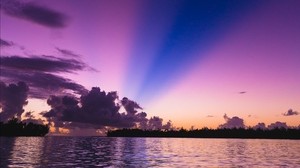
[0,137,299,167]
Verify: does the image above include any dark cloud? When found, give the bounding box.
[0,55,92,98]
[0,39,14,47]
[218,114,245,129]
[0,81,29,122]
[1,68,87,99]
[267,121,288,130]
[121,97,142,115]
[24,111,34,118]
[56,47,80,58]
[206,115,214,117]
[42,87,149,129]
[42,87,171,132]
[283,109,299,116]
[239,91,246,94]
[0,0,67,28]
[22,111,45,125]
[0,56,87,73]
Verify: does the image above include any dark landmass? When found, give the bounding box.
[107,128,300,139]
[0,118,49,137]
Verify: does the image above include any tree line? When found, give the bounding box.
[0,118,49,136]
[107,128,300,139]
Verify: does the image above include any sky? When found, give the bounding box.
[0,0,299,134]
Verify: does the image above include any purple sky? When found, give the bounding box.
[0,0,299,133]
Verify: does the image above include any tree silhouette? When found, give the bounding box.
[107,127,300,139]
[0,118,49,136]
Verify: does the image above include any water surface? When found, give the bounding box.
[1,137,299,167]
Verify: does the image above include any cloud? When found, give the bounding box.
[0,52,169,133]
[22,111,45,125]
[147,116,163,130]
[267,121,288,130]
[0,0,67,28]
[283,109,299,116]
[0,39,14,47]
[24,111,34,118]
[0,81,29,121]
[0,55,88,73]
[206,115,214,117]
[147,117,172,130]
[1,66,87,99]
[41,87,172,132]
[218,114,245,129]
[137,116,172,130]
[0,55,92,98]
[253,122,267,130]
[56,47,80,58]
[121,97,142,115]
[42,87,149,129]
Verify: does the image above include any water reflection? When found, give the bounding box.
[11,137,44,167]
[0,137,16,167]
[113,138,148,167]
[0,137,299,167]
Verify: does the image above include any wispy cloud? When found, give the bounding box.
[0,0,67,28]
[0,55,88,73]
[0,39,14,47]
[56,47,81,58]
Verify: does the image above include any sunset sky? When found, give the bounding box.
[0,0,299,132]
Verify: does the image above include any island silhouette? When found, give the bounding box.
[107,128,300,139]
[0,118,49,136]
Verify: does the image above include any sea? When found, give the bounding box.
[0,137,299,167]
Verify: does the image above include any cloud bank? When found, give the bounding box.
[219,115,294,130]
[42,87,149,129]
[42,87,172,131]
[267,121,289,130]
[0,0,67,28]
[0,80,171,133]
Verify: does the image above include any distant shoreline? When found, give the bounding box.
[107,128,300,140]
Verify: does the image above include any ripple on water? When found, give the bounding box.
[1,137,300,167]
